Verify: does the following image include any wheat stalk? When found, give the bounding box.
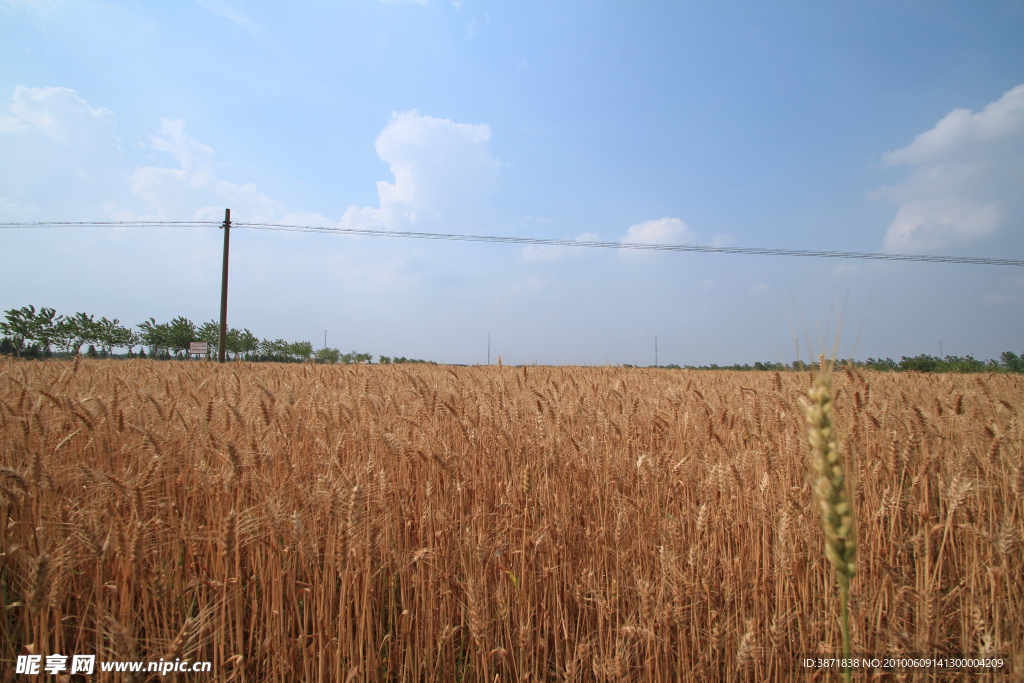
[806,365,857,682]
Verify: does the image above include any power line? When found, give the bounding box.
[0,221,219,228]
[233,222,1024,267]
[3,219,1023,266]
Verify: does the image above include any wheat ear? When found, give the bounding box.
[806,367,856,682]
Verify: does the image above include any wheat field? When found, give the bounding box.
[0,357,1021,681]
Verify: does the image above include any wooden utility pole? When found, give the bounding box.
[218,208,230,363]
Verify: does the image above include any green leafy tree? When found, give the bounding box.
[0,306,64,358]
[96,317,127,356]
[198,320,221,359]
[29,307,62,357]
[1001,351,1021,373]
[138,318,171,358]
[288,341,314,362]
[58,312,101,356]
[943,354,986,373]
[315,347,341,364]
[225,328,245,360]
[260,338,288,361]
[1,306,37,357]
[168,316,197,358]
[240,329,260,360]
[119,328,141,357]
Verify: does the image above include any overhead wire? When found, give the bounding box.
[2,219,1022,267]
[0,220,219,228]
[235,222,1024,267]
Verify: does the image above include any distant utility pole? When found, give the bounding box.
[488,333,490,365]
[218,208,230,363]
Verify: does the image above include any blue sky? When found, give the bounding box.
[2,0,1023,365]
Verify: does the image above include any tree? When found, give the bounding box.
[96,317,127,356]
[225,328,245,360]
[168,316,197,358]
[29,307,62,357]
[99,320,139,356]
[240,329,260,360]
[198,320,220,360]
[260,338,288,361]
[1001,351,1022,373]
[58,312,101,356]
[0,306,65,358]
[119,328,141,357]
[1,306,37,357]
[138,318,171,358]
[315,347,341,364]
[288,341,314,362]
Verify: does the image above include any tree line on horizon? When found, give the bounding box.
[3,304,1019,372]
[0,305,399,365]
[635,352,1024,373]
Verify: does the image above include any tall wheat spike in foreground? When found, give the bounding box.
[806,363,857,680]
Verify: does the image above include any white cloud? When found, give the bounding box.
[150,119,214,173]
[0,86,125,219]
[621,217,699,246]
[521,232,601,262]
[0,86,287,222]
[618,217,734,260]
[882,199,1000,252]
[882,85,1024,166]
[872,83,1024,252]
[340,109,501,230]
[129,119,284,221]
[0,89,502,266]
[130,165,285,222]
[2,85,116,146]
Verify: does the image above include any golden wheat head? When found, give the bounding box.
[806,371,856,579]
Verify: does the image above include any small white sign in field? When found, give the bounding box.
[189,342,208,355]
